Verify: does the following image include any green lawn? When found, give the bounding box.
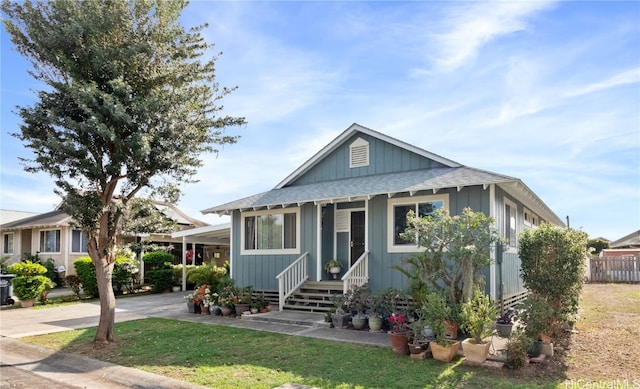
[23,318,559,389]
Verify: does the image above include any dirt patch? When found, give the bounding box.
[501,283,640,385]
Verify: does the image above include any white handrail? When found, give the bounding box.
[341,250,369,294]
[276,252,309,311]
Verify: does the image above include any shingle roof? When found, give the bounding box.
[610,230,640,248]
[0,210,73,230]
[202,166,517,214]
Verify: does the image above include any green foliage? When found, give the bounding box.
[519,223,589,337]
[517,294,555,340]
[142,251,174,270]
[460,287,498,344]
[7,261,47,276]
[73,257,98,298]
[505,328,532,369]
[419,291,451,343]
[65,275,83,299]
[43,257,57,283]
[113,256,139,294]
[11,275,51,300]
[37,277,57,304]
[396,207,501,304]
[587,238,609,256]
[147,269,174,293]
[186,262,227,290]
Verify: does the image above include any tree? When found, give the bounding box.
[587,238,609,256]
[395,207,501,305]
[519,223,588,337]
[2,0,245,342]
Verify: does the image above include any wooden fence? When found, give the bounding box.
[589,256,640,283]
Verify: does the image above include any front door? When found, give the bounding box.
[350,211,365,266]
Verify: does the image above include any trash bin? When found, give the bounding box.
[0,274,16,305]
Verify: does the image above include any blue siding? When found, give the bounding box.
[231,203,318,290]
[291,132,447,186]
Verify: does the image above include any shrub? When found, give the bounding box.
[74,257,98,298]
[65,275,83,299]
[506,328,532,369]
[460,287,498,344]
[7,261,47,276]
[113,256,139,294]
[43,257,57,283]
[519,223,589,337]
[147,269,174,293]
[142,251,173,270]
[186,262,227,290]
[11,275,51,301]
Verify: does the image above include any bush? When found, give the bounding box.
[113,256,139,294]
[43,257,57,283]
[142,251,173,270]
[7,261,47,276]
[65,275,83,299]
[74,257,98,298]
[147,269,174,293]
[186,262,227,290]
[11,275,51,300]
[519,223,589,337]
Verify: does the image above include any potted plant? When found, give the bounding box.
[517,294,553,358]
[217,284,236,316]
[422,291,460,362]
[495,307,515,338]
[324,259,343,279]
[330,293,351,328]
[387,290,411,355]
[460,287,499,363]
[366,288,392,332]
[346,283,370,330]
[6,261,51,308]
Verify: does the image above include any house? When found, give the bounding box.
[201,123,564,310]
[0,201,223,276]
[609,230,640,249]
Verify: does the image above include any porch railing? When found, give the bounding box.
[341,250,369,294]
[276,252,309,311]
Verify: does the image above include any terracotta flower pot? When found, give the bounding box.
[430,340,460,362]
[389,331,410,355]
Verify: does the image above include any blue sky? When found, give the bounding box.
[1,1,639,241]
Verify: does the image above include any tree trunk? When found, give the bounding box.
[93,256,116,343]
[462,256,473,303]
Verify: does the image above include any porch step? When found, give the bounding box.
[241,310,330,328]
[283,280,344,314]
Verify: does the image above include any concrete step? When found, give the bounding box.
[240,310,330,327]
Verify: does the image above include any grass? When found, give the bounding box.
[20,283,640,389]
[23,318,556,389]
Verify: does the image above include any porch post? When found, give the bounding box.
[181,236,187,291]
[316,203,322,281]
[489,183,497,301]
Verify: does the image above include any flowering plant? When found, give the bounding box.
[388,312,409,333]
[185,284,213,306]
[217,285,237,308]
[345,283,370,317]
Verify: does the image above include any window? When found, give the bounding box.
[2,233,14,254]
[242,209,300,254]
[39,229,61,253]
[387,194,448,253]
[523,207,532,228]
[71,230,88,253]
[349,137,369,168]
[504,199,517,249]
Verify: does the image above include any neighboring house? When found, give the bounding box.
[0,209,41,224]
[0,202,217,275]
[202,123,565,310]
[609,230,640,249]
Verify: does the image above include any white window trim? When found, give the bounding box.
[387,194,449,253]
[39,229,61,254]
[70,229,88,254]
[240,208,301,255]
[3,232,14,255]
[504,198,518,252]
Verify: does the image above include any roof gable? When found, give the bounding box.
[276,123,461,189]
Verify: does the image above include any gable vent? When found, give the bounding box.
[350,137,369,168]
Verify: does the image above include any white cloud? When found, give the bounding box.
[430,1,556,72]
[564,68,640,98]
